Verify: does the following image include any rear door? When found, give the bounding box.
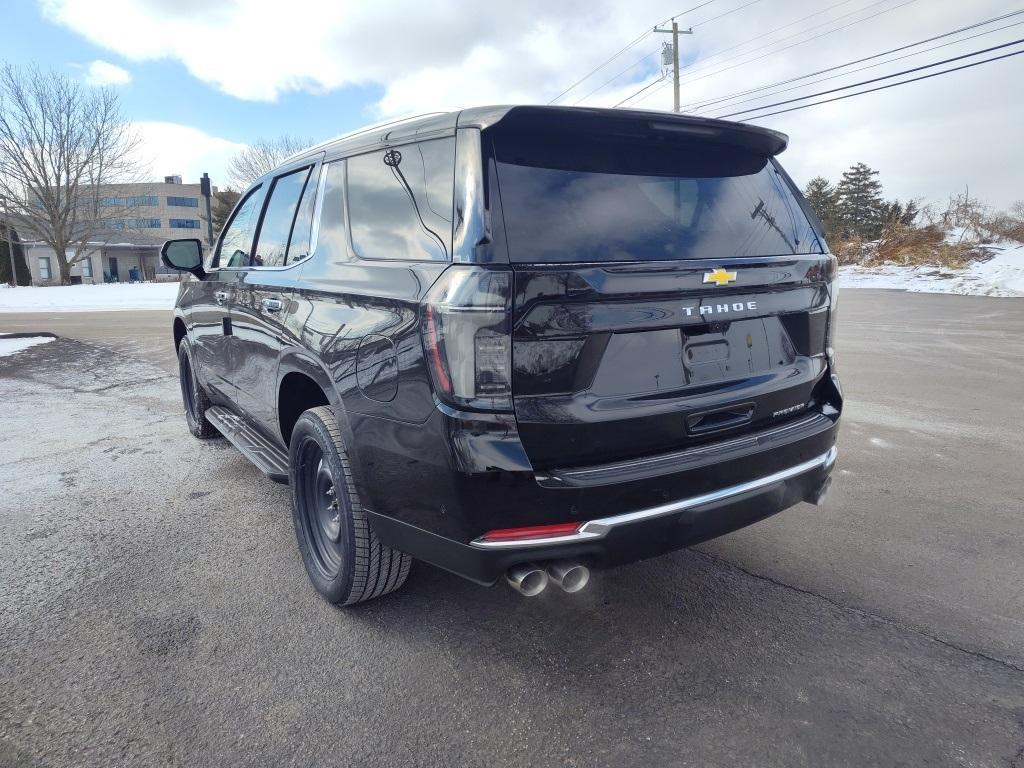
[230,161,321,439]
[490,125,833,470]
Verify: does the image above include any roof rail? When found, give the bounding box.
[280,111,449,164]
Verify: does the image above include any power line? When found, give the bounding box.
[548,0,718,104]
[573,46,662,105]
[684,9,1024,113]
[681,0,860,68]
[735,46,1024,121]
[693,17,1024,116]
[548,30,653,104]
[613,74,669,107]
[689,0,763,28]
[574,0,776,106]
[614,0,913,108]
[624,0,917,107]
[716,37,1024,119]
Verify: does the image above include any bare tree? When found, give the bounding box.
[0,64,146,284]
[227,136,312,189]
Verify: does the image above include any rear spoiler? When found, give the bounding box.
[471,105,789,157]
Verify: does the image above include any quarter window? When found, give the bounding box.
[213,186,263,268]
[346,137,455,261]
[252,166,313,268]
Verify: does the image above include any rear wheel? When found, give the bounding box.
[177,341,218,439]
[289,406,412,605]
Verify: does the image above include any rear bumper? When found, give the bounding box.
[366,444,837,585]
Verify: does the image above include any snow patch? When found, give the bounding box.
[0,336,54,357]
[840,240,1024,297]
[0,283,180,312]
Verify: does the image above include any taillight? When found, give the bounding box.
[826,256,839,369]
[421,266,513,411]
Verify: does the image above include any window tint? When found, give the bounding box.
[214,186,263,268]
[253,166,312,268]
[346,137,454,261]
[312,162,348,265]
[287,168,319,264]
[492,132,822,263]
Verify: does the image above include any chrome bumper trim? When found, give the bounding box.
[470,446,837,550]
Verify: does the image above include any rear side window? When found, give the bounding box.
[253,166,313,267]
[492,132,823,263]
[346,137,455,261]
[213,185,263,269]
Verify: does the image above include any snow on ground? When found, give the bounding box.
[0,336,55,357]
[840,240,1024,298]
[0,282,180,312]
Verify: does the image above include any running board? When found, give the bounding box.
[205,406,289,484]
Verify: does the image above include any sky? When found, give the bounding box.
[3,0,1022,207]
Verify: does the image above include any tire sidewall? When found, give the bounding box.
[288,409,357,603]
[177,341,204,437]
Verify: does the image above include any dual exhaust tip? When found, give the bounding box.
[506,561,590,597]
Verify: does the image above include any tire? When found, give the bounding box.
[289,406,412,605]
[177,341,219,439]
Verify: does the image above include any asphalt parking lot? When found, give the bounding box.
[2,289,1022,767]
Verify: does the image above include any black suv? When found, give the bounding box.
[162,106,841,604]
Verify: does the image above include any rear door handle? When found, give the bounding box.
[262,297,283,313]
[214,291,229,305]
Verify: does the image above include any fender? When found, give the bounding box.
[277,346,370,499]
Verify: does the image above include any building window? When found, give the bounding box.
[127,195,158,207]
[81,256,93,278]
[170,218,200,229]
[100,196,126,207]
[111,218,161,229]
[38,256,51,279]
[167,196,199,208]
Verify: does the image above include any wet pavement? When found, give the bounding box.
[1,290,1022,767]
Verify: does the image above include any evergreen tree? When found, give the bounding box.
[0,224,30,286]
[212,189,241,239]
[835,162,886,239]
[803,176,839,239]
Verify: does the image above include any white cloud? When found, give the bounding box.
[84,59,132,86]
[132,122,246,190]
[40,0,1024,206]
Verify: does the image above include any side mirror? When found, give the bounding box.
[161,238,206,279]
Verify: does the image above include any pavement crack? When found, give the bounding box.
[694,549,1024,675]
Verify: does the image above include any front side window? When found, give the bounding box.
[252,166,313,267]
[346,137,455,261]
[492,132,823,263]
[213,186,264,269]
[38,256,51,279]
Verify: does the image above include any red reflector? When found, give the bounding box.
[480,523,580,542]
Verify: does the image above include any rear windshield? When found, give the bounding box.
[491,132,823,263]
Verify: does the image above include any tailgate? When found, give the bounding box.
[510,257,832,469]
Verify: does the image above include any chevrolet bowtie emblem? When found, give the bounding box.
[703,268,738,286]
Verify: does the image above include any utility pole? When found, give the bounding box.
[200,173,214,247]
[654,21,693,113]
